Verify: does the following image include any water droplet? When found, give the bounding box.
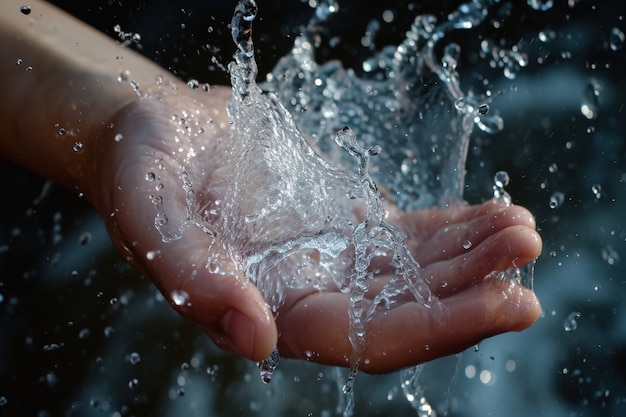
[145,172,156,182]
[57,128,65,136]
[73,142,83,152]
[591,183,602,199]
[492,171,511,204]
[477,103,489,115]
[581,79,601,120]
[79,232,92,246]
[563,311,581,332]
[474,113,503,133]
[146,250,157,260]
[494,171,509,187]
[549,191,565,209]
[527,0,554,11]
[462,240,472,249]
[170,290,189,306]
[114,133,123,142]
[104,326,114,338]
[78,328,91,339]
[128,378,139,389]
[187,79,199,89]
[20,5,31,15]
[609,27,625,51]
[548,162,558,173]
[454,98,467,111]
[16,58,23,65]
[25,66,33,72]
[601,245,620,265]
[257,347,280,383]
[129,352,141,365]
[0,396,7,406]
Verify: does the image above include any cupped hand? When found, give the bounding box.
[89,84,542,374]
[277,200,542,373]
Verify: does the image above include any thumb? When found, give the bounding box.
[142,226,278,362]
[103,187,278,362]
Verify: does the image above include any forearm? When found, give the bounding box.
[0,0,173,195]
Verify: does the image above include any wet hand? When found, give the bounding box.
[276,200,542,373]
[90,87,541,374]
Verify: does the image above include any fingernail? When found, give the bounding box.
[221,309,256,359]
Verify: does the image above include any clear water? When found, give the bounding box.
[147,0,533,414]
[4,0,624,416]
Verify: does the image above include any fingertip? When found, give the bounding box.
[220,307,277,362]
[510,226,543,267]
[510,288,542,331]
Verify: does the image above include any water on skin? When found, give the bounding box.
[147,0,537,414]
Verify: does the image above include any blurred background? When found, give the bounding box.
[1,0,625,416]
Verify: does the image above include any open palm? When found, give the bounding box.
[91,85,541,374]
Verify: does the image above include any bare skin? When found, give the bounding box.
[0,0,542,374]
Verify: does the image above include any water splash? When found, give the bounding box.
[218,0,444,392]
[148,0,541,413]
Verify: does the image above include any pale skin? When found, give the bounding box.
[0,0,542,374]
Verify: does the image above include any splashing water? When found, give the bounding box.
[147,0,540,414]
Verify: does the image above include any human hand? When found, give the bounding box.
[1,0,540,373]
[89,84,541,374]
[276,199,542,373]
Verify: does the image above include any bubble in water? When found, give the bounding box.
[549,191,565,209]
[563,311,581,332]
[609,27,625,51]
[170,290,189,306]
